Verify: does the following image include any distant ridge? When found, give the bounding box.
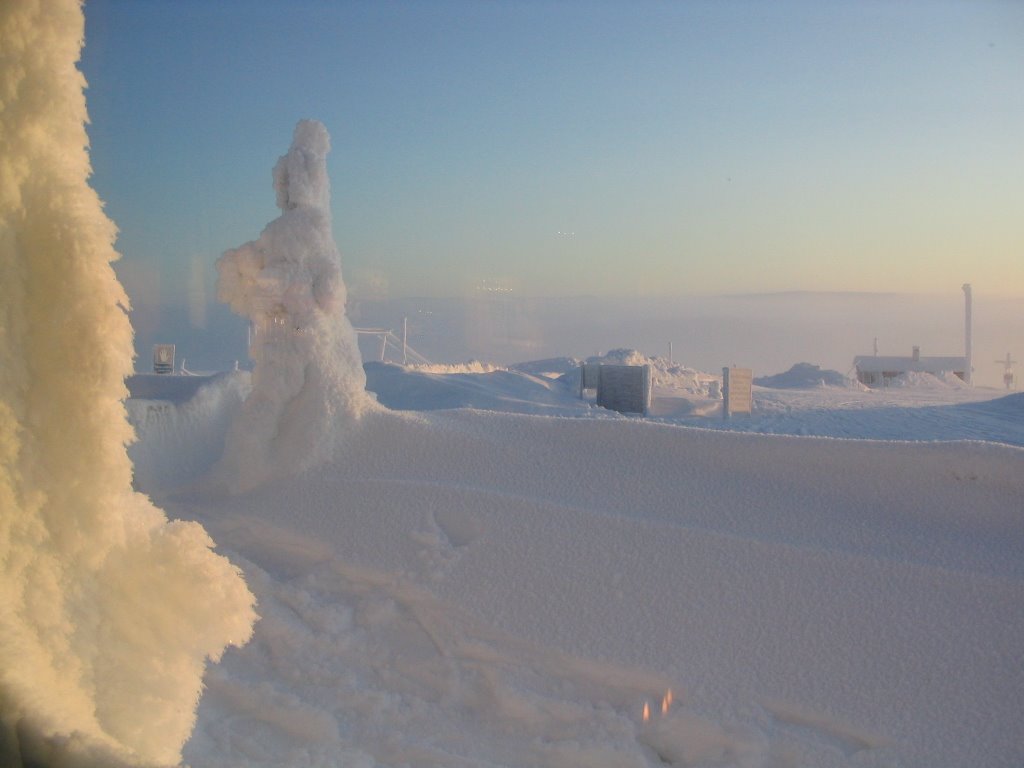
[721,290,910,299]
[370,290,949,302]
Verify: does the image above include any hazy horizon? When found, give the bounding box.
[75,0,1023,389]
[127,288,1022,390]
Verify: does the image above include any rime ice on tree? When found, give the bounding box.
[216,120,373,492]
[0,2,255,765]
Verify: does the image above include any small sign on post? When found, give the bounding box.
[722,367,752,418]
[152,344,175,374]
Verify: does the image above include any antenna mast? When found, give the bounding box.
[996,353,1017,390]
[962,284,972,385]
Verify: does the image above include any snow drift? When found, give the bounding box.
[215,120,374,492]
[753,362,854,389]
[121,377,1024,768]
[0,4,254,765]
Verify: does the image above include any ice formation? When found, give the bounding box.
[215,120,374,493]
[0,3,255,765]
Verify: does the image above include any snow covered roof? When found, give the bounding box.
[853,355,967,374]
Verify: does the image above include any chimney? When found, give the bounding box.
[962,283,972,385]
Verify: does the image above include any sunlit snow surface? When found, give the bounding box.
[127,363,1024,768]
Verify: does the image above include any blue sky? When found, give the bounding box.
[80,0,1024,304]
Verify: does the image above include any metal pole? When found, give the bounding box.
[962,283,972,385]
[403,317,408,365]
[722,367,730,420]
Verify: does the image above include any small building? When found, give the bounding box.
[853,346,968,388]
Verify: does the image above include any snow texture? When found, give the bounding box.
[753,363,854,389]
[214,120,376,493]
[8,9,1022,763]
[129,364,1024,768]
[0,4,254,766]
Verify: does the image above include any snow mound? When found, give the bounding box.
[754,362,857,389]
[117,357,1024,767]
[406,360,503,374]
[558,349,718,397]
[889,370,971,389]
[154,403,1024,768]
[363,361,590,416]
[127,371,238,404]
[511,357,583,377]
[955,391,1024,418]
[127,371,252,493]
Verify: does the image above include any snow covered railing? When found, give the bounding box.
[354,327,431,366]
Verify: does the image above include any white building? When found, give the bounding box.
[853,346,968,388]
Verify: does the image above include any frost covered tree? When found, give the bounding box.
[216,120,375,493]
[0,3,255,765]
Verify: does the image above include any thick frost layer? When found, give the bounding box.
[0,4,254,765]
[121,350,1024,767]
[123,381,1024,768]
[215,120,373,492]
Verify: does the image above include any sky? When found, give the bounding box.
[79,0,1024,304]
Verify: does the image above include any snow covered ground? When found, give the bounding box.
[127,359,1024,768]
[8,5,1018,764]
